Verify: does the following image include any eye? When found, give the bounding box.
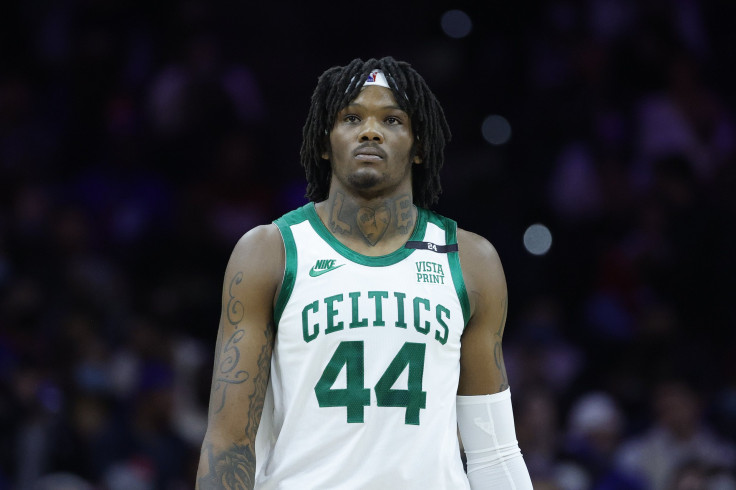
[385,116,402,125]
[343,114,360,123]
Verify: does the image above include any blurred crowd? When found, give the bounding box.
[1,1,736,489]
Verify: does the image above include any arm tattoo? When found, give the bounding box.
[493,343,509,392]
[245,321,275,443]
[493,297,509,391]
[211,271,249,415]
[201,321,274,489]
[227,272,244,325]
[212,328,250,415]
[198,443,255,490]
[496,296,508,338]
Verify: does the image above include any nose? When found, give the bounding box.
[359,118,383,143]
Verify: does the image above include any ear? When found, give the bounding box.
[322,130,331,160]
[412,138,423,164]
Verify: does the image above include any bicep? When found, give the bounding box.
[204,226,282,446]
[457,230,509,395]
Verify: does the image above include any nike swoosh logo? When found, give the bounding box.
[309,264,344,277]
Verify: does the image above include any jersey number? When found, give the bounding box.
[314,341,427,425]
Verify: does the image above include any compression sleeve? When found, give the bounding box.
[456,388,533,489]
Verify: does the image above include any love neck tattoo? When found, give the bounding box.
[327,192,415,246]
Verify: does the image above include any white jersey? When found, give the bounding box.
[255,203,471,489]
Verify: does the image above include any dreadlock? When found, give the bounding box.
[300,57,451,208]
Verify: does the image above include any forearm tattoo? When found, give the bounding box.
[198,443,255,490]
[201,271,276,489]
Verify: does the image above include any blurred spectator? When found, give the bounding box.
[634,54,735,188]
[615,379,736,490]
[515,387,561,482]
[563,391,645,489]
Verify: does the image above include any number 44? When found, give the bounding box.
[315,341,427,425]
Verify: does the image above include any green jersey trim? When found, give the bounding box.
[272,203,470,326]
[304,203,427,267]
[273,210,301,325]
[442,216,471,326]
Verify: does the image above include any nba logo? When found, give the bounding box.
[361,69,390,89]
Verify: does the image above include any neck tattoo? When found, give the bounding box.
[329,192,352,235]
[328,192,415,246]
[357,205,390,245]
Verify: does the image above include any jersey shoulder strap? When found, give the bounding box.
[272,204,311,324]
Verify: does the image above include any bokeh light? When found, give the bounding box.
[481,114,512,145]
[440,10,473,39]
[523,223,553,255]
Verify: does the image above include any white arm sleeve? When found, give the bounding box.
[456,388,533,489]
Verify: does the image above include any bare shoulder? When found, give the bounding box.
[456,228,506,306]
[457,228,501,264]
[225,223,285,300]
[229,223,283,263]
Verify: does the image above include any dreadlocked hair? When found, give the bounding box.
[300,56,451,208]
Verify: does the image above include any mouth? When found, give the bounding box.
[353,144,386,161]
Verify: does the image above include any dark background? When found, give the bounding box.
[2,1,736,489]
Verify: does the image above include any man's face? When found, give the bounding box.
[324,86,421,199]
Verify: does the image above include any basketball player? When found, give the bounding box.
[196,57,533,489]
